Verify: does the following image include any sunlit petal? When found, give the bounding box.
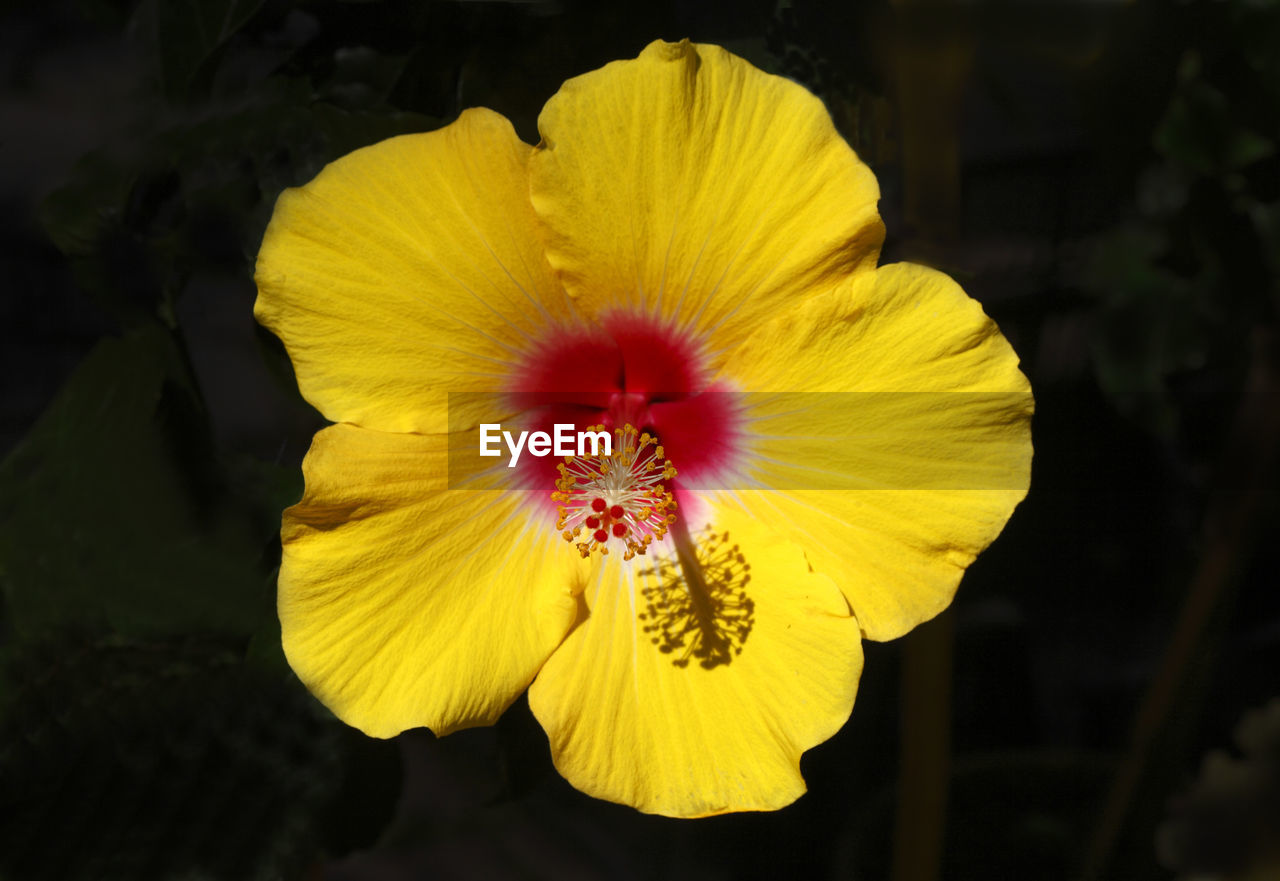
[281,423,581,738]
[255,108,574,433]
[529,505,862,817]
[717,263,1033,640]
[529,40,884,361]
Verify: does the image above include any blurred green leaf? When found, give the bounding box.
[38,151,136,259]
[131,0,267,102]
[1155,76,1274,176]
[1084,227,1220,436]
[0,325,267,643]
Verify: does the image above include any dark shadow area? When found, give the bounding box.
[637,523,755,670]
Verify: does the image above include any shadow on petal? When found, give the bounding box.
[637,524,756,670]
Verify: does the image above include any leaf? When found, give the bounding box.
[0,325,267,643]
[131,0,268,102]
[1156,75,1275,176]
[1082,227,1222,437]
[37,150,136,259]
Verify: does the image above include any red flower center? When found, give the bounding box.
[509,313,740,545]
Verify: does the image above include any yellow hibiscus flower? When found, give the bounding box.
[253,39,1033,818]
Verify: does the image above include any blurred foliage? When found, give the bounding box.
[1157,698,1280,881]
[1068,7,1280,880]
[38,8,437,331]
[132,0,269,103]
[1082,0,1280,443]
[0,637,343,881]
[0,630,401,881]
[0,325,272,644]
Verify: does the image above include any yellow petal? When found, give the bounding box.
[719,263,1034,641]
[255,108,575,434]
[280,423,581,738]
[528,40,884,359]
[528,505,862,817]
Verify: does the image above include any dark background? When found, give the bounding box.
[2,1,1278,879]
